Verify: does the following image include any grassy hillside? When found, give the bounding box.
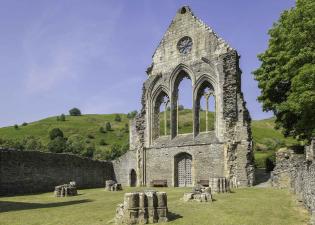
[0,111,298,166]
[0,114,130,159]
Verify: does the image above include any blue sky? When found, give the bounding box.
[0,0,295,127]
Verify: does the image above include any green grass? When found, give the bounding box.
[0,114,129,155]
[252,117,299,168]
[0,187,309,225]
[0,112,299,167]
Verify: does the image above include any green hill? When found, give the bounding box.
[0,111,298,167]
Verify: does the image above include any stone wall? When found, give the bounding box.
[146,142,224,187]
[272,148,315,224]
[0,149,114,195]
[112,150,137,186]
[128,6,254,188]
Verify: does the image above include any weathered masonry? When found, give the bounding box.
[114,6,254,188]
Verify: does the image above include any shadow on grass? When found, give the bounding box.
[0,199,92,213]
[168,211,183,221]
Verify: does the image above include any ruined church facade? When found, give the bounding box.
[113,6,254,188]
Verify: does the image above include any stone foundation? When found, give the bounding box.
[106,180,122,191]
[209,177,230,193]
[183,184,213,202]
[54,183,77,197]
[115,191,168,224]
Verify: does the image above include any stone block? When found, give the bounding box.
[115,191,168,224]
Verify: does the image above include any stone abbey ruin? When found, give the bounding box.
[114,6,254,188]
[1,6,255,195]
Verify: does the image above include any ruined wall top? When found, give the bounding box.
[147,6,235,77]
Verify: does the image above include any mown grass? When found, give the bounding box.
[0,187,309,225]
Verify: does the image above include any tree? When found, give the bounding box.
[99,139,106,146]
[69,107,81,116]
[99,126,106,133]
[82,145,95,158]
[22,122,28,126]
[60,114,66,121]
[178,105,184,111]
[127,110,138,119]
[115,114,122,122]
[66,134,86,154]
[49,128,64,140]
[48,136,67,153]
[22,136,44,151]
[14,124,18,129]
[253,0,315,141]
[105,122,112,131]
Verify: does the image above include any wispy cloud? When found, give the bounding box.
[22,1,122,94]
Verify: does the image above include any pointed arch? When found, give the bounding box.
[151,86,170,140]
[169,64,195,138]
[193,75,216,136]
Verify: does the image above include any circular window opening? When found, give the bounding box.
[177,36,193,55]
[180,7,187,14]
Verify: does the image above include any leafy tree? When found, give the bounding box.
[124,123,129,133]
[105,122,112,131]
[82,145,95,158]
[99,139,106,146]
[49,128,64,140]
[87,134,95,139]
[48,136,67,153]
[22,122,28,126]
[115,114,122,122]
[178,105,184,111]
[22,136,44,151]
[60,114,66,121]
[14,124,19,129]
[66,134,86,154]
[99,126,106,133]
[69,107,81,116]
[253,0,315,141]
[127,110,138,119]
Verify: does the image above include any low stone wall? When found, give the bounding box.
[271,148,315,224]
[0,149,115,195]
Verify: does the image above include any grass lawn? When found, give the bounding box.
[0,187,309,225]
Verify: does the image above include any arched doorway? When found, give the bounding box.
[175,153,192,187]
[130,169,137,187]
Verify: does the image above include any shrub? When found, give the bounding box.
[105,122,112,131]
[116,130,123,139]
[49,128,64,140]
[66,134,86,154]
[127,110,138,119]
[265,154,276,172]
[69,107,81,116]
[87,134,95,139]
[99,139,106,146]
[59,114,66,121]
[99,126,106,133]
[115,114,122,122]
[14,124,19,129]
[22,136,44,151]
[82,145,95,158]
[22,122,28,126]
[48,136,67,153]
[124,123,129,133]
